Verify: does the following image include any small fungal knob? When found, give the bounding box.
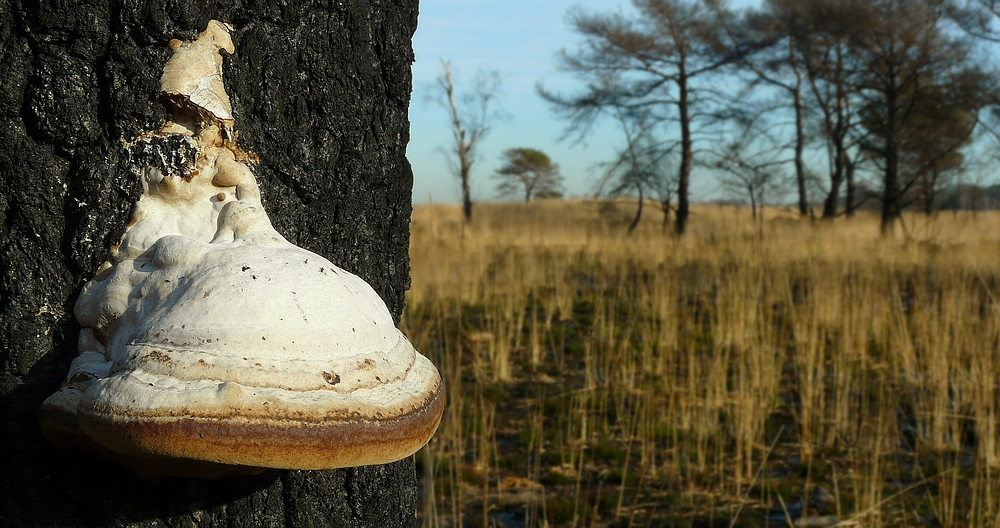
[160,20,236,129]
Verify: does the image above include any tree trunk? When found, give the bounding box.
[628,185,644,234]
[461,165,473,221]
[0,1,420,526]
[675,70,691,236]
[923,169,938,216]
[791,45,808,217]
[793,99,808,216]
[881,92,901,235]
[882,151,901,233]
[822,147,846,219]
[845,160,857,217]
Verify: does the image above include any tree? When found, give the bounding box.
[795,0,865,219]
[848,0,990,233]
[742,0,997,224]
[899,82,979,214]
[739,1,812,216]
[1,1,421,526]
[947,0,1000,41]
[429,60,503,221]
[745,0,866,219]
[541,0,746,235]
[711,123,789,221]
[493,148,564,201]
[596,109,678,232]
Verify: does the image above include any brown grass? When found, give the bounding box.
[404,199,1000,527]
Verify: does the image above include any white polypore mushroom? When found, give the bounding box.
[39,20,443,474]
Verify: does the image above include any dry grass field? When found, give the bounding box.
[403,200,1000,528]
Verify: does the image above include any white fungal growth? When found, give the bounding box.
[40,20,443,474]
[161,20,235,126]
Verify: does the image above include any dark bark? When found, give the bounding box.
[676,69,691,236]
[923,169,938,215]
[881,89,901,234]
[790,39,808,217]
[660,200,671,232]
[0,0,420,526]
[822,148,847,219]
[882,149,901,232]
[845,159,857,217]
[792,84,808,216]
[809,43,852,221]
[627,185,644,234]
[461,165,473,221]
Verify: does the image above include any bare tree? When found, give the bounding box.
[748,0,860,219]
[740,0,870,220]
[648,153,680,230]
[430,60,503,221]
[711,124,789,221]
[597,109,678,232]
[493,148,564,201]
[541,0,746,235]
[798,1,864,219]
[947,0,1000,41]
[740,2,812,216]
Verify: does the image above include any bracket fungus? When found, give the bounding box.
[39,20,444,476]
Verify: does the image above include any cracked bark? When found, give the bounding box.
[0,0,419,526]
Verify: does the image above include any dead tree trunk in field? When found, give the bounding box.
[0,0,419,526]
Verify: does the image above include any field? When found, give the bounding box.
[403,200,1000,527]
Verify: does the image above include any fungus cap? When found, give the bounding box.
[39,20,443,474]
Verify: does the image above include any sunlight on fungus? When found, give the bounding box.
[39,20,443,478]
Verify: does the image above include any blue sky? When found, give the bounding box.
[407,0,762,204]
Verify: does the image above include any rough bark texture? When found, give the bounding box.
[0,0,419,526]
[675,71,691,236]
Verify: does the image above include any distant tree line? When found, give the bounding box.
[538,0,1000,235]
[718,181,1000,212]
[919,182,1000,212]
